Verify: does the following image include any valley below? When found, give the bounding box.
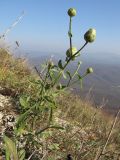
[27,51,120,114]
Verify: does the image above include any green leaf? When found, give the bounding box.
[4,136,18,160]
[66,71,72,79]
[16,109,31,128]
[16,104,37,129]
[48,143,60,150]
[14,122,26,136]
[77,74,83,89]
[5,148,10,160]
[19,96,30,109]
[58,60,64,69]
[63,71,67,79]
[35,125,64,136]
[68,31,72,37]
[44,96,55,105]
[50,125,64,130]
[50,68,59,72]
[18,149,25,160]
[77,74,82,80]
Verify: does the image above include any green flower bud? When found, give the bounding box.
[66,47,78,60]
[84,28,96,43]
[86,67,94,74]
[68,8,76,17]
[48,61,54,69]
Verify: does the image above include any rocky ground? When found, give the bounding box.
[0,86,118,159]
[0,86,18,158]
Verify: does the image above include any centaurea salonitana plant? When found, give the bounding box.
[4,8,96,159]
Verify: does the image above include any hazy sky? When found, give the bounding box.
[0,0,120,56]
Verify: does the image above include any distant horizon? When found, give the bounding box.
[26,49,120,110]
[19,48,120,59]
[1,38,119,66]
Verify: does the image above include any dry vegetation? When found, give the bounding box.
[0,48,39,97]
[0,49,120,160]
[0,7,120,160]
[54,94,120,159]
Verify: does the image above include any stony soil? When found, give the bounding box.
[0,87,18,158]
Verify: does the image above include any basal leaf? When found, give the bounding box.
[4,135,18,160]
[18,149,25,160]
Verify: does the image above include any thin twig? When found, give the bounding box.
[94,147,101,160]
[102,109,120,153]
[77,141,85,158]
[0,11,25,39]
[96,108,120,160]
[64,42,88,70]
[41,151,48,160]
[34,66,44,82]
[27,150,37,160]
[69,128,82,139]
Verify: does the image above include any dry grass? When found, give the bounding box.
[0,48,38,96]
[1,49,120,159]
[43,94,120,159]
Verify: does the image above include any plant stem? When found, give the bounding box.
[69,17,72,54]
[53,42,88,86]
[72,62,81,79]
[52,15,88,87]
[35,125,56,135]
[34,66,44,84]
[63,42,88,70]
[67,62,81,87]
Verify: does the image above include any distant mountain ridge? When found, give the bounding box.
[28,52,120,113]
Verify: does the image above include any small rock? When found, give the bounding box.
[0,90,18,158]
[0,112,3,121]
[6,115,15,122]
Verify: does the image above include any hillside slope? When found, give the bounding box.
[0,49,120,160]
